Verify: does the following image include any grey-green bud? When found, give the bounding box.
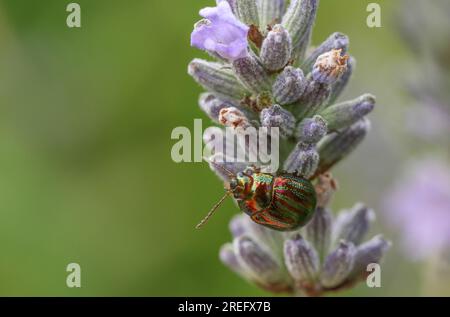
[235,0,259,26]
[333,203,376,246]
[260,24,292,71]
[284,142,319,178]
[258,0,287,30]
[188,59,248,100]
[234,236,286,287]
[306,207,333,262]
[232,54,272,94]
[260,105,296,138]
[282,0,318,49]
[321,241,356,288]
[284,234,320,285]
[319,94,376,131]
[350,235,391,279]
[273,66,307,105]
[296,115,328,144]
[295,78,332,119]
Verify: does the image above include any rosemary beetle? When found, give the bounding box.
[196,163,317,231]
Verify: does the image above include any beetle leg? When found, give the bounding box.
[251,212,287,231]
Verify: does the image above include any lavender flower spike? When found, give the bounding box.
[188,0,389,296]
[191,1,249,61]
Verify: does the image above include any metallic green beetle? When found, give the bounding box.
[197,164,317,231]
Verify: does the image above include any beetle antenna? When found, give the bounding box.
[196,191,232,229]
[203,157,235,179]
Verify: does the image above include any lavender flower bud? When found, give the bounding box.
[312,49,349,85]
[284,142,319,178]
[260,105,296,138]
[234,236,286,287]
[219,107,252,130]
[273,66,307,105]
[199,93,235,122]
[306,207,333,262]
[220,243,244,275]
[188,59,248,100]
[235,0,259,26]
[282,0,319,51]
[315,118,370,176]
[296,115,328,144]
[328,56,355,105]
[321,241,356,288]
[333,203,376,246]
[319,94,376,131]
[302,32,350,73]
[295,78,332,119]
[258,0,287,29]
[260,25,292,71]
[350,235,392,278]
[284,234,320,285]
[232,54,272,94]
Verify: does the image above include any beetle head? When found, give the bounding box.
[230,172,253,200]
[196,162,256,229]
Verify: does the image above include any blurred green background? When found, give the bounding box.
[0,0,428,296]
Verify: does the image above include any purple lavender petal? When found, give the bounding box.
[191,1,249,61]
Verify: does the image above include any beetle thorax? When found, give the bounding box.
[231,173,274,211]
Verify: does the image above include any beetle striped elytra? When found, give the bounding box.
[196,163,317,231]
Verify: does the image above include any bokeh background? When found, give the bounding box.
[0,0,448,296]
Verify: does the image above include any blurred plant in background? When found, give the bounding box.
[188,0,389,295]
[396,0,450,141]
[382,0,450,296]
[386,159,450,260]
[384,159,450,296]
